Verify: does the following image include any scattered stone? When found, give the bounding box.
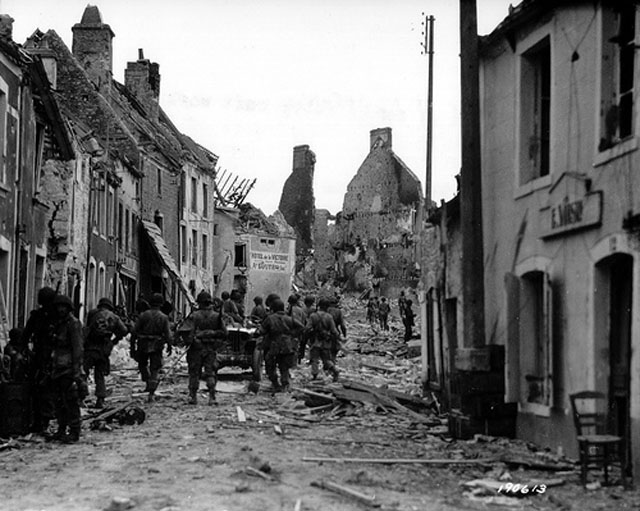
[104,497,135,511]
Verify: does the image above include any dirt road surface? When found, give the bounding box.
[1,297,639,511]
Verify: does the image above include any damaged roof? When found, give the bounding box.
[31,29,217,177]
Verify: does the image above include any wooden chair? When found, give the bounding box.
[569,391,626,487]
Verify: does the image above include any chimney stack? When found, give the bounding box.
[124,48,161,121]
[0,15,14,42]
[370,127,392,150]
[72,5,114,95]
[24,30,58,89]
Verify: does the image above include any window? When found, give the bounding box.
[506,270,554,412]
[156,167,162,196]
[519,37,551,183]
[191,177,198,213]
[33,123,45,194]
[181,225,187,263]
[203,183,209,217]
[600,5,636,150]
[154,210,164,235]
[118,202,123,252]
[234,244,247,268]
[202,233,208,268]
[124,208,130,253]
[213,223,219,236]
[107,188,114,239]
[191,229,198,265]
[0,88,6,185]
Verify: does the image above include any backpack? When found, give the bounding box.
[90,310,112,339]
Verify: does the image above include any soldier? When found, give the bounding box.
[4,327,30,383]
[306,298,341,382]
[255,298,304,392]
[23,287,57,434]
[327,296,347,361]
[287,294,305,365]
[378,297,390,331]
[403,299,415,342]
[84,297,129,408]
[398,291,407,321]
[130,293,172,402]
[298,295,316,363]
[178,291,227,405]
[50,295,86,443]
[249,296,267,324]
[221,291,243,325]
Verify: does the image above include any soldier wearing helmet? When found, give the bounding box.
[49,294,85,443]
[178,290,227,405]
[305,297,341,382]
[255,297,304,392]
[83,297,129,408]
[22,286,58,434]
[130,293,172,402]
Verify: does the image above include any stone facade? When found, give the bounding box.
[336,127,423,296]
[278,145,316,256]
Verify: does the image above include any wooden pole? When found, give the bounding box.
[459,0,485,348]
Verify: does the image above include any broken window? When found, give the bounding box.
[0,88,6,185]
[600,4,636,150]
[519,36,551,183]
[234,244,247,268]
[506,270,554,411]
[156,167,162,196]
[191,177,198,213]
[191,229,198,266]
[180,225,187,263]
[203,183,209,217]
[202,233,208,268]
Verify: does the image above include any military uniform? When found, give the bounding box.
[130,298,172,400]
[84,299,128,407]
[179,293,227,405]
[327,303,347,360]
[23,289,57,433]
[306,303,340,381]
[50,295,85,442]
[257,310,303,391]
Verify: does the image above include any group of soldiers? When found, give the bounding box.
[0,285,349,443]
[366,291,415,341]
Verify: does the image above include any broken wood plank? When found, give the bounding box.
[311,480,380,507]
[292,387,336,404]
[360,362,397,373]
[293,498,302,511]
[303,456,495,465]
[237,406,246,422]
[246,466,275,481]
[88,400,134,424]
[343,380,434,411]
[500,455,575,471]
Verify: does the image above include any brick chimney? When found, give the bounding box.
[0,15,14,42]
[124,48,160,121]
[72,5,114,95]
[370,127,392,150]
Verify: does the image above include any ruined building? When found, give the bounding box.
[0,15,76,332]
[24,5,220,317]
[336,127,423,296]
[278,145,316,258]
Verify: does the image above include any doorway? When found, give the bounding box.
[595,253,633,472]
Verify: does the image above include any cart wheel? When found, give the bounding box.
[252,348,263,381]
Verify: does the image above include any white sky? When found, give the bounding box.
[2,0,514,215]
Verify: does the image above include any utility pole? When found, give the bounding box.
[459,0,485,349]
[421,14,435,206]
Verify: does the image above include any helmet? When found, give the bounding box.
[52,294,74,310]
[270,298,285,313]
[97,297,114,310]
[37,287,57,306]
[149,293,164,307]
[318,298,331,309]
[197,291,213,304]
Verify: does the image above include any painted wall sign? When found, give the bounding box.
[250,251,289,272]
[540,191,602,238]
